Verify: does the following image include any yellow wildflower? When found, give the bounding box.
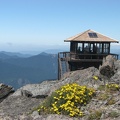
[93,76,98,80]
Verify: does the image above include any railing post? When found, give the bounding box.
[58,53,60,80]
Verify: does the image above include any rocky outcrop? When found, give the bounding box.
[0,95,44,118]
[11,80,57,97]
[0,55,120,120]
[0,83,14,103]
[110,60,120,83]
[0,67,102,119]
[99,55,116,78]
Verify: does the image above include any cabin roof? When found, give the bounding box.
[64,29,119,43]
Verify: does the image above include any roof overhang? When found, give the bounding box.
[64,29,119,43]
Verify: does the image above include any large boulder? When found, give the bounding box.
[110,60,120,83]
[99,55,116,78]
[11,80,57,97]
[98,55,120,84]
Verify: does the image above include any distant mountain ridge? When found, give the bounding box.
[0,52,58,89]
[0,52,19,60]
[0,51,31,58]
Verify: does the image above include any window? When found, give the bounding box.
[84,43,90,52]
[77,43,82,53]
[97,43,102,53]
[88,33,98,38]
[103,43,109,53]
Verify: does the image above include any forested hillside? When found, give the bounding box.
[0,52,57,89]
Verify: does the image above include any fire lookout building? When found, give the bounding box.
[58,29,119,79]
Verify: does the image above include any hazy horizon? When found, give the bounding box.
[0,43,119,55]
[0,0,120,53]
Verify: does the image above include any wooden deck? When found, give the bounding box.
[58,52,119,80]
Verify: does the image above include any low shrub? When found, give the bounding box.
[88,110,102,120]
[97,93,109,101]
[37,83,95,117]
[109,111,120,118]
[106,83,120,91]
[98,83,120,92]
[106,97,116,105]
[97,85,105,91]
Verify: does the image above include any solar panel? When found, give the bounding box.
[93,33,98,37]
[88,33,93,37]
[88,33,98,38]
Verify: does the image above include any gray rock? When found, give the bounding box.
[0,83,14,103]
[12,81,56,97]
[32,111,39,116]
[99,55,116,78]
[21,90,33,97]
[110,59,120,83]
[0,95,43,117]
[114,60,120,70]
[32,94,48,98]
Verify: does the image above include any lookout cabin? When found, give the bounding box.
[58,29,119,79]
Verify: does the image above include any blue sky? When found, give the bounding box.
[0,0,120,52]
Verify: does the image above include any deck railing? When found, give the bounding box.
[70,53,118,60]
[58,52,70,59]
[58,52,118,61]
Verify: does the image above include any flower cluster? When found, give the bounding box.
[93,76,98,80]
[38,83,95,117]
[106,83,120,91]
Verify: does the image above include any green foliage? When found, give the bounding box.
[97,83,119,104]
[106,83,120,91]
[97,93,109,100]
[106,97,116,105]
[98,83,120,92]
[97,85,105,91]
[37,83,95,117]
[88,110,102,120]
[109,111,120,118]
